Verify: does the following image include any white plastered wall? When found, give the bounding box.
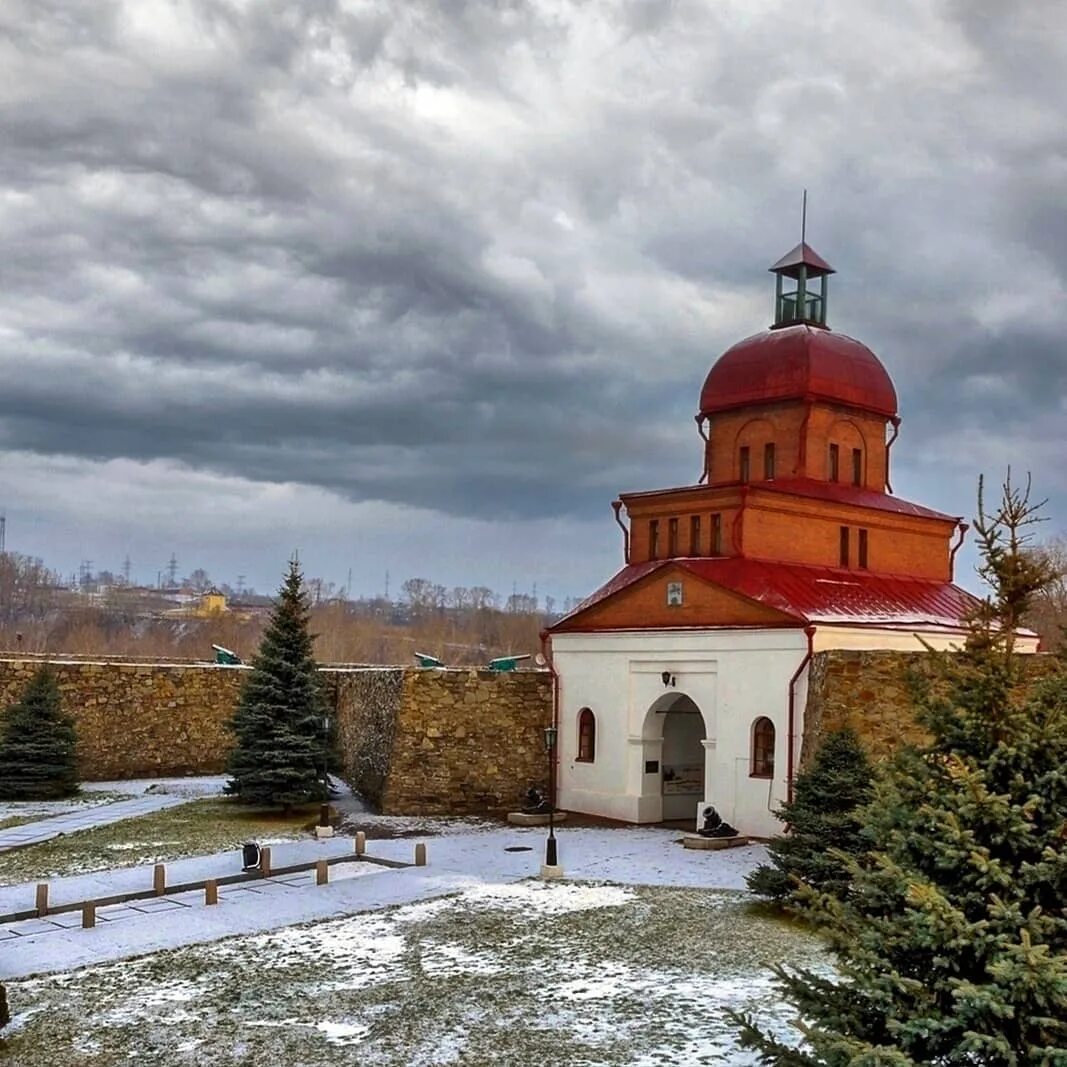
[549,620,1037,838]
[550,628,810,838]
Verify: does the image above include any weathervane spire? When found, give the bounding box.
[801,188,807,245]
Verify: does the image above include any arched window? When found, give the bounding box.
[751,717,775,778]
[577,708,596,763]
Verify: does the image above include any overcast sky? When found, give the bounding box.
[1,0,1065,602]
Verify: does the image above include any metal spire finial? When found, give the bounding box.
[801,189,807,244]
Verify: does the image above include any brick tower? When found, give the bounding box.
[545,241,1016,834]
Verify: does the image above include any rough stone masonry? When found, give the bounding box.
[0,655,552,814]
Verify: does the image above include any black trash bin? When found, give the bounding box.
[242,841,261,871]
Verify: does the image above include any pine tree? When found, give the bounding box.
[734,474,1067,1064]
[746,728,874,907]
[226,560,327,809]
[0,666,78,800]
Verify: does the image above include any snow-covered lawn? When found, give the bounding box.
[0,797,317,885]
[81,775,229,799]
[3,880,822,1065]
[0,792,128,829]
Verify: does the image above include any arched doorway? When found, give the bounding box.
[644,692,708,823]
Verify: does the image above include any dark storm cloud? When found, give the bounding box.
[1,0,1066,553]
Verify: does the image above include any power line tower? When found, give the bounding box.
[236,574,246,597]
[122,555,131,586]
[0,512,6,554]
[79,560,93,591]
[166,553,178,587]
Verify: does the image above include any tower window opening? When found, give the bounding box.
[711,513,722,555]
[839,526,850,567]
[764,442,776,480]
[668,517,679,557]
[828,443,840,483]
[690,515,701,556]
[852,448,863,487]
[649,520,660,560]
[858,528,869,569]
[751,717,775,778]
[739,446,751,483]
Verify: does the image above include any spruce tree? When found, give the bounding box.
[0,666,78,800]
[734,474,1067,1064]
[746,728,873,908]
[226,560,327,808]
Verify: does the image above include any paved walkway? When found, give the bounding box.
[0,794,191,854]
[0,827,767,979]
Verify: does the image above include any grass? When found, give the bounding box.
[2,882,824,1065]
[0,814,40,832]
[0,791,132,833]
[0,798,318,885]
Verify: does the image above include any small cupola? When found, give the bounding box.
[769,242,835,329]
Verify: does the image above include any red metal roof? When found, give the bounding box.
[751,478,961,523]
[553,557,978,632]
[769,241,835,278]
[699,324,898,418]
[618,478,959,524]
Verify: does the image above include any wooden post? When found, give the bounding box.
[82,902,96,929]
[260,846,272,878]
[355,831,366,856]
[35,883,48,917]
[205,879,218,906]
[153,864,166,896]
[316,860,329,886]
[414,842,427,867]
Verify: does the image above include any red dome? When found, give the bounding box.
[699,324,897,418]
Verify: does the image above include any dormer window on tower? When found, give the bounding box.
[770,242,835,328]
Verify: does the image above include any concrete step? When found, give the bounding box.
[681,834,749,851]
[506,812,568,827]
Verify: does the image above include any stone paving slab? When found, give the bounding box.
[0,794,191,854]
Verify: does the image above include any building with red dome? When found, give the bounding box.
[546,241,1035,835]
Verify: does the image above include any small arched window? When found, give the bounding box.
[751,717,775,778]
[577,708,596,763]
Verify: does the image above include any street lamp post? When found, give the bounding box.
[543,724,558,868]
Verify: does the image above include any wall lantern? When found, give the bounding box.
[543,724,558,751]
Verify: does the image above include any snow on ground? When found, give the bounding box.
[3,879,825,1066]
[0,792,126,825]
[81,775,230,798]
[0,825,768,978]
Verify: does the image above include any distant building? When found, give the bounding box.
[547,239,1037,837]
[197,588,228,617]
[162,587,230,619]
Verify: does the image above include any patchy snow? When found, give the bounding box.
[1,825,769,980]
[4,881,825,1066]
[82,776,230,798]
[457,880,635,915]
[0,793,124,824]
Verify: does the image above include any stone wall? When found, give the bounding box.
[333,667,553,815]
[801,649,1057,766]
[0,656,553,813]
[0,655,246,780]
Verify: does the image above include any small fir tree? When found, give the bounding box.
[0,666,78,800]
[746,727,874,907]
[226,560,327,808]
[734,474,1067,1064]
